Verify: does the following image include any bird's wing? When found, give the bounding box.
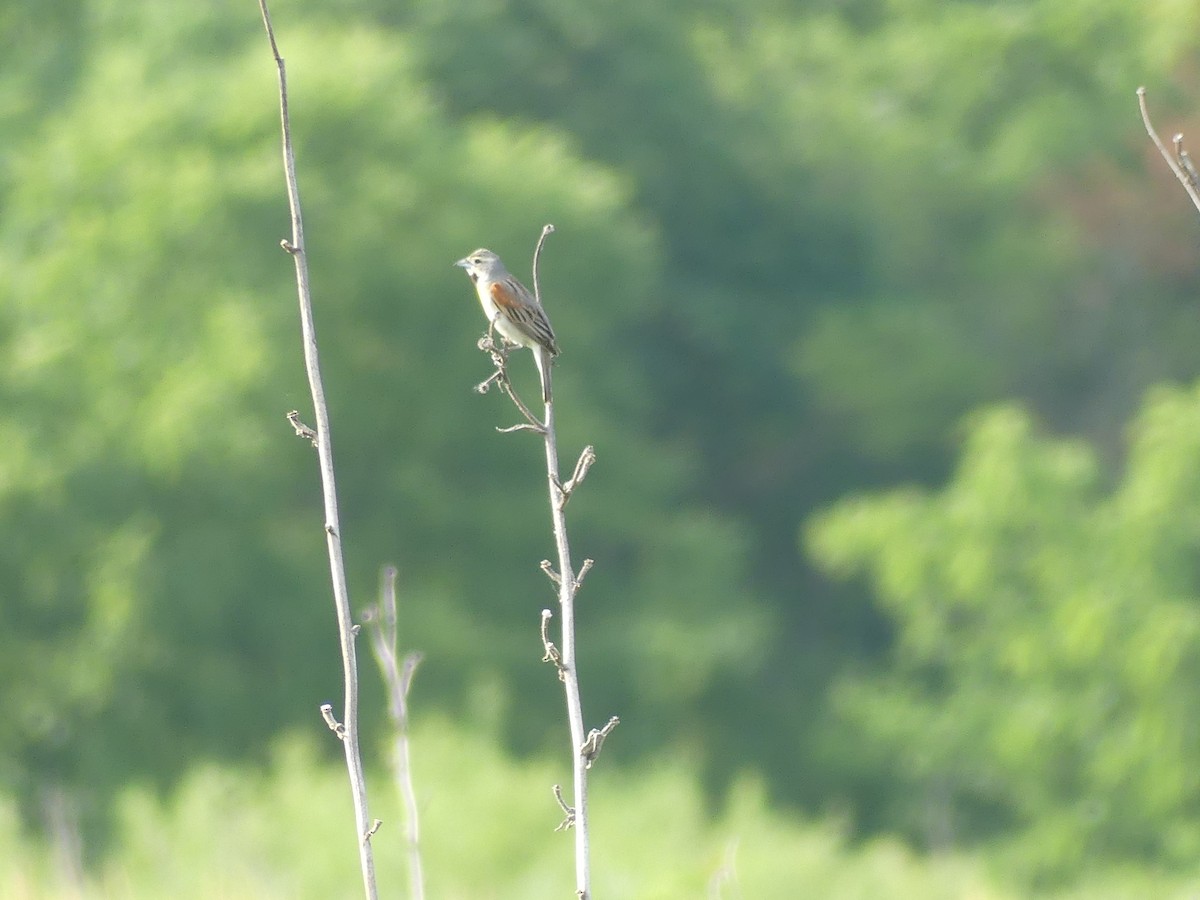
[490,279,560,356]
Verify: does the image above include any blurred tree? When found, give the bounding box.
[808,392,1200,882]
[4,0,1200,872]
[0,0,768,844]
[389,0,1200,808]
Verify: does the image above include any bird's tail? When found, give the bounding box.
[534,346,553,404]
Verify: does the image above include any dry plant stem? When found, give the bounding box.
[483,227,615,897]
[258,3,377,897]
[542,395,592,897]
[1137,87,1200,214]
[367,566,426,900]
[529,224,593,898]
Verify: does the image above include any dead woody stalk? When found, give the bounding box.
[476,226,619,899]
[259,2,378,897]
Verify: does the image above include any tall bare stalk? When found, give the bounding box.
[477,227,619,898]
[258,3,378,896]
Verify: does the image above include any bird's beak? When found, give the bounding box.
[454,257,469,269]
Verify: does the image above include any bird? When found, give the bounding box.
[455,247,560,403]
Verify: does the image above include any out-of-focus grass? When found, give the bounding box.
[2,717,1197,898]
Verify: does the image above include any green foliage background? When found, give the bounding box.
[3,0,1200,892]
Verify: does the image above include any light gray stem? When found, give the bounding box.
[542,399,591,897]
[258,3,377,896]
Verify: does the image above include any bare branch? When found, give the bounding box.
[259,2,377,896]
[1137,86,1200,214]
[477,334,548,433]
[497,422,545,435]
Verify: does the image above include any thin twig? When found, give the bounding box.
[532,224,556,306]
[476,335,547,433]
[1137,86,1200,214]
[258,3,377,897]
[365,566,426,900]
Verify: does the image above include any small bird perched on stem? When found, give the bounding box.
[456,248,560,403]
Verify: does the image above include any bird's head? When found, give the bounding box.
[454,248,502,284]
